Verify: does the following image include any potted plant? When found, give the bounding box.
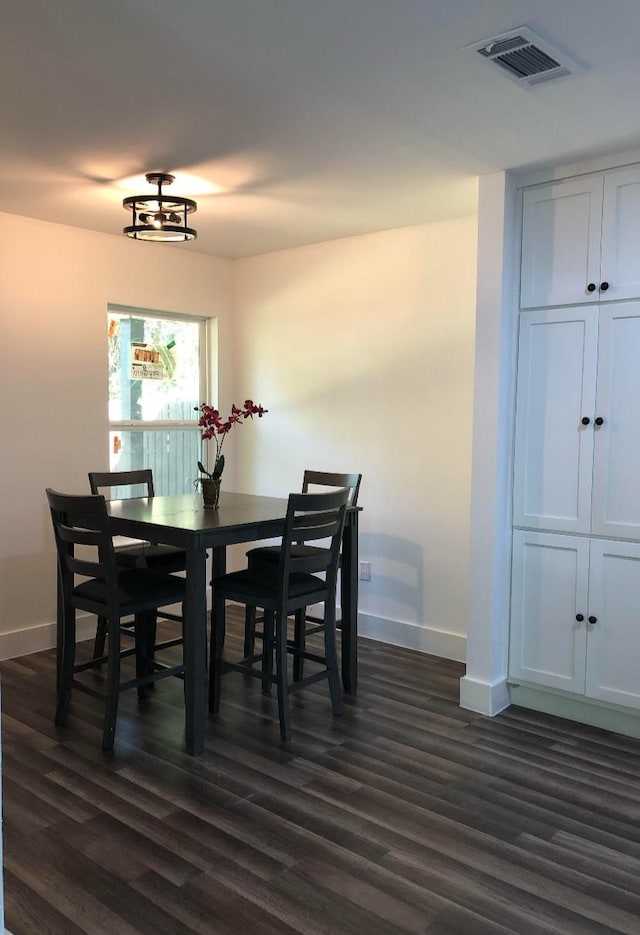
[195,399,268,507]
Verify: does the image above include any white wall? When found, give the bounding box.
[0,212,478,662]
[0,213,233,657]
[231,219,478,660]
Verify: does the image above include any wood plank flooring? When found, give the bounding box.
[2,614,640,934]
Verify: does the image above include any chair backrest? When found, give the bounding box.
[46,489,119,607]
[301,470,362,507]
[88,469,154,500]
[279,488,349,594]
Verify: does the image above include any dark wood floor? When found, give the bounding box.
[2,615,640,935]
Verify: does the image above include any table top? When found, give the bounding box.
[107,490,291,548]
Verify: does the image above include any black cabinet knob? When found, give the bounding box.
[588,616,597,624]
[575,613,584,622]
[587,283,597,292]
[600,281,609,292]
[594,417,604,426]
[581,417,591,425]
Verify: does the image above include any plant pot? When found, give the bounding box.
[201,477,221,509]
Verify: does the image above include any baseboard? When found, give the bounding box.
[0,615,98,661]
[357,611,466,663]
[459,673,511,716]
[2,609,466,667]
[0,598,190,662]
[510,684,640,740]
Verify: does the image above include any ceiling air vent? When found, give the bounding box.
[468,27,582,88]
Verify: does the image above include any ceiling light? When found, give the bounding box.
[123,172,197,242]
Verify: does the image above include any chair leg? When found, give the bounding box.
[275,611,291,742]
[323,604,344,718]
[56,571,64,692]
[135,612,153,700]
[209,592,226,714]
[261,609,274,694]
[94,616,108,663]
[55,604,75,727]
[102,617,121,752]
[147,613,157,692]
[293,609,306,682]
[244,605,257,666]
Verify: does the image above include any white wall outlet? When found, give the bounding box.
[359,561,371,581]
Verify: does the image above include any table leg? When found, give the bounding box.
[184,544,207,755]
[212,545,227,578]
[210,544,227,662]
[340,511,359,693]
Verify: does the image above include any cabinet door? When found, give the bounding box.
[585,539,640,710]
[513,308,598,533]
[521,176,602,309]
[509,531,589,693]
[591,302,640,538]
[600,165,640,302]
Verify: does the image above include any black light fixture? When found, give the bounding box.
[123,172,197,242]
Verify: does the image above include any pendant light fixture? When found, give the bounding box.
[123,172,197,242]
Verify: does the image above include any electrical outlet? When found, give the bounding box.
[359,561,371,581]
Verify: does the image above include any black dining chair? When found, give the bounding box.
[209,487,349,742]
[88,469,186,668]
[244,470,361,680]
[46,489,186,751]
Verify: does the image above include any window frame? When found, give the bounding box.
[107,303,211,490]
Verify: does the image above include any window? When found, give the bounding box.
[107,306,208,494]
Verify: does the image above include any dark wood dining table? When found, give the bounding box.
[107,490,360,754]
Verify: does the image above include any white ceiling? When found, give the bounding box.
[3,0,640,258]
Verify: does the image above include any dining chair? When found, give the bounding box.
[46,489,186,751]
[88,469,186,667]
[209,487,349,741]
[244,470,361,679]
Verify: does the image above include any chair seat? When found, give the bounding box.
[215,568,327,605]
[74,568,185,611]
[113,542,187,574]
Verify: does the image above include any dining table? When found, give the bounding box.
[107,490,361,754]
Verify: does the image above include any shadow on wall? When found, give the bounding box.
[358,531,424,623]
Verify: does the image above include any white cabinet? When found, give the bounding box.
[510,531,588,693]
[521,165,640,309]
[510,531,640,711]
[513,301,640,540]
[585,539,640,709]
[513,306,597,533]
[591,303,640,537]
[512,160,640,726]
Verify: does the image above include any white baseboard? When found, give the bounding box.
[1,609,466,668]
[459,673,511,716]
[357,611,466,663]
[0,600,189,661]
[510,684,640,740]
[0,614,97,661]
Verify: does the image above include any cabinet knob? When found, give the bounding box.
[587,283,597,292]
[594,417,604,426]
[588,615,597,625]
[575,613,584,622]
[581,417,591,426]
[600,281,609,292]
